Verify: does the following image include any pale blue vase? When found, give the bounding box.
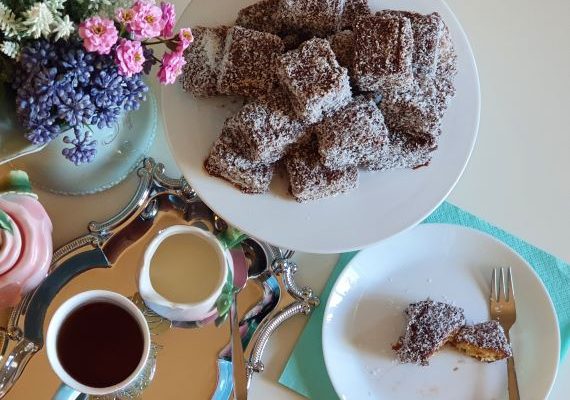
[9,90,158,196]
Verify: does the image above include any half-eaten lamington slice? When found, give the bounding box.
[180,26,229,97]
[361,131,437,172]
[277,0,346,36]
[276,38,352,123]
[225,91,306,163]
[353,14,414,93]
[285,134,358,202]
[377,10,445,77]
[393,300,465,366]
[204,128,274,194]
[217,26,284,97]
[452,320,513,362]
[315,96,388,170]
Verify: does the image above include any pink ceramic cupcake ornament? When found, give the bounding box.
[0,171,53,308]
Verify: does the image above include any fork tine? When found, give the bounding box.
[491,268,498,302]
[500,267,507,301]
[507,267,514,302]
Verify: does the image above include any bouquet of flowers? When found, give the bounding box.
[0,0,192,164]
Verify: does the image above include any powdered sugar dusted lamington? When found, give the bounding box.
[180,26,228,97]
[204,128,274,194]
[285,134,358,202]
[378,10,445,77]
[353,14,414,93]
[341,0,370,30]
[277,0,346,36]
[218,26,284,97]
[236,0,282,34]
[362,131,437,171]
[393,300,465,366]
[276,38,351,123]
[452,321,512,362]
[315,96,388,170]
[225,91,306,163]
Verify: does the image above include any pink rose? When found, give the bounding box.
[129,0,164,40]
[115,40,145,77]
[157,51,186,84]
[176,28,194,53]
[78,17,118,55]
[160,2,176,37]
[115,7,135,27]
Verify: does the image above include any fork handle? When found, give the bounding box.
[507,356,520,400]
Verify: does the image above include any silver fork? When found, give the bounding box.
[490,267,520,400]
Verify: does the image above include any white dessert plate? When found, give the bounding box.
[162,0,480,253]
[322,223,560,400]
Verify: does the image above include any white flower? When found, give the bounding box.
[0,3,19,38]
[0,41,19,59]
[46,0,67,13]
[51,14,74,41]
[21,3,54,39]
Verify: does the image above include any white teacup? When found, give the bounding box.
[138,225,234,322]
[46,290,151,399]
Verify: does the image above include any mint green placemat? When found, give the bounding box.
[279,201,570,399]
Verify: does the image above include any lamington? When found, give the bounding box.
[452,321,513,363]
[315,96,388,170]
[217,26,284,97]
[361,131,437,172]
[285,134,358,202]
[225,91,306,163]
[236,0,282,34]
[277,0,346,36]
[378,10,445,77]
[327,30,355,74]
[276,38,352,123]
[180,26,228,97]
[341,0,370,30]
[353,14,414,93]
[432,25,457,111]
[393,300,465,366]
[204,128,274,194]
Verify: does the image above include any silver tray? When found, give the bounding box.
[0,158,319,399]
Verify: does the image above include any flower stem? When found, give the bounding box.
[143,38,171,45]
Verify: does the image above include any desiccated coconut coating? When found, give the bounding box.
[452,321,513,363]
[180,26,228,97]
[236,0,282,34]
[276,38,352,123]
[327,30,355,73]
[353,14,414,93]
[341,0,370,30]
[316,96,388,170]
[378,10,445,77]
[285,134,358,202]
[393,300,465,366]
[361,130,437,171]
[277,0,346,37]
[225,91,306,163]
[217,26,284,97]
[204,128,274,194]
[432,24,457,108]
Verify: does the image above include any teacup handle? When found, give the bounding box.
[53,384,87,400]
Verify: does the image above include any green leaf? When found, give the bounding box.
[0,209,14,234]
[219,226,247,249]
[0,170,33,195]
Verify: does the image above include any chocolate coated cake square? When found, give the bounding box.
[225,92,306,163]
[236,0,282,34]
[341,0,370,30]
[327,30,355,74]
[180,26,228,97]
[353,14,414,92]
[452,321,512,362]
[218,26,284,97]
[316,96,388,169]
[277,0,346,36]
[378,10,445,77]
[276,38,352,123]
[204,128,274,194]
[285,135,358,202]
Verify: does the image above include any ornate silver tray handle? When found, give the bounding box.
[0,158,318,399]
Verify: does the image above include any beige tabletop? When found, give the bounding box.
[2,0,569,398]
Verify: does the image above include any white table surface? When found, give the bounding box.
[2,0,569,398]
